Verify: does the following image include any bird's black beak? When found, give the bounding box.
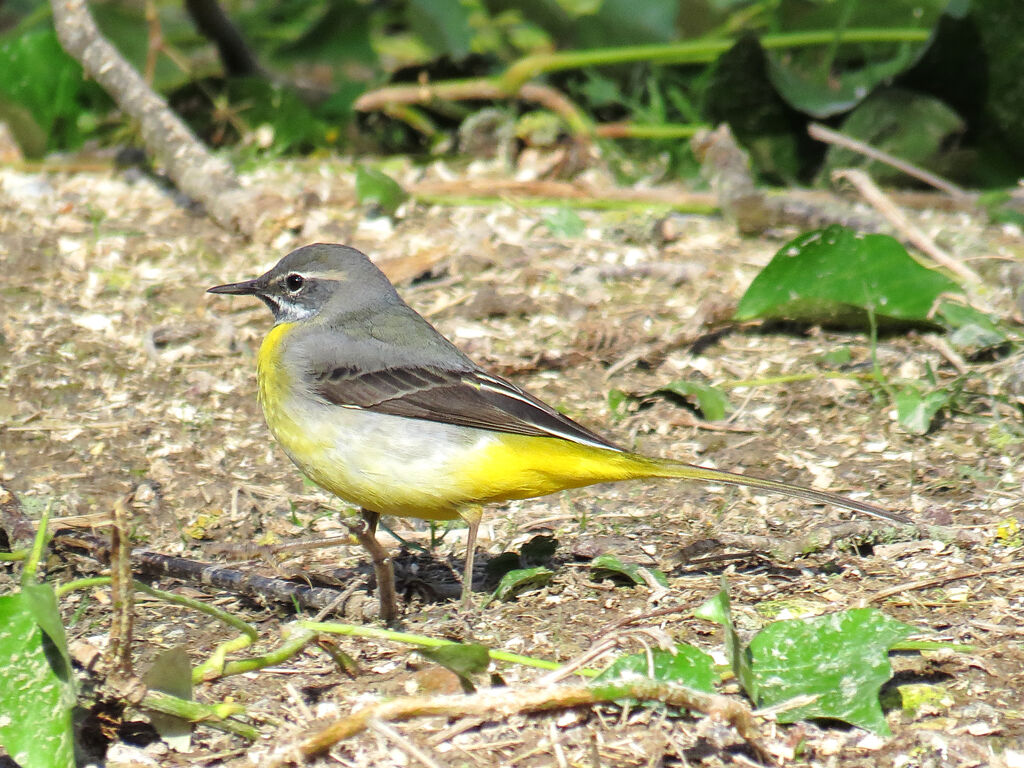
[207,277,262,296]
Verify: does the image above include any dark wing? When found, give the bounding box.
[310,364,622,452]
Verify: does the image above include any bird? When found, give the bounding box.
[208,243,910,621]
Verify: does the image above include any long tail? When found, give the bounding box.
[632,454,911,525]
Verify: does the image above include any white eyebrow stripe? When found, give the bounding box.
[289,269,350,282]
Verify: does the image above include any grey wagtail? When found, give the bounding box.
[209,243,909,621]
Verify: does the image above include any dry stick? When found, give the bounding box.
[831,169,983,285]
[808,123,972,201]
[269,681,764,766]
[866,560,1024,604]
[51,529,359,613]
[367,719,446,768]
[354,79,593,139]
[50,0,259,235]
[106,495,135,677]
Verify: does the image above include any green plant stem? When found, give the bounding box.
[0,549,28,561]
[21,500,52,583]
[302,620,600,678]
[413,192,717,215]
[216,626,320,678]
[382,103,438,137]
[720,371,874,389]
[56,577,261,682]
[56,577,256,638]
[595,122,707,139]
[499,28,932,91]
[141,690,260,740]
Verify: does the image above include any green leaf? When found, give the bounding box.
[819,346,853,367]
[0,30,102,155]
[748,608,915,734]
[269,0,377,67]
[592,642,716,694]
[418,643,491,692]
[483,567,552,606]
[0,585,76,768]
[407,0,474,59]
[607,388,630,420]
[734,225,961,328]
[542,208,586,237]
[766,2,944,118]
[821,89,965,184]
[895,386,950,436]
[703,36,804,183]
[355,167,408,217]
[936,301,1008,351]
[590,554,668,588]
[655,381,732,422]
[227,78,326,153]
[143,646,193,751]
[694,582,755,698]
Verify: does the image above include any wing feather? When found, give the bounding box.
[310,364,622,452]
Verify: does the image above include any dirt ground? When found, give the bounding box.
[1,158,1022,768]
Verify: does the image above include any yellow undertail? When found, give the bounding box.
[460,433,907,524]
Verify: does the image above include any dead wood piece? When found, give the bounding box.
[50,529,371,616]
[184,0,261,77]
[691,125,777,235]
[264,680,766,766]
[50,0,263,235]
[808,123,972,200]
[106,495,135,677]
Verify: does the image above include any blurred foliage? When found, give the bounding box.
[1,0,1021,186]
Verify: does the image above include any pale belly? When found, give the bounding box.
[266,394,499,520]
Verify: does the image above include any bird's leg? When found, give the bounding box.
[353,508,398,623]
[457,505,483,608]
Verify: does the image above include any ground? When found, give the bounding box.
[0,158,1022,767]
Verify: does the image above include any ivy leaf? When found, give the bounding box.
[355,166,408,217]
[655,381,732,422]
[0,584,76,768]
[735,225,961,328]
[590,554,668,588]
[481,567,552,607]
[748,608,915,734]
[418,643,491,693]
[592,642,716,696]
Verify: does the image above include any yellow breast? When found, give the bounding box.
[255,322,652,521]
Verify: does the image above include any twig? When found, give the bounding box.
[866,560,1024,604]
[355,78,593,139]
[106,495,135,677]
[367,719,446,768]
[267,680,765,766]
[50,529,362,614]
[831,168,983,285]
[50,0,264,235]
[921,333,969,374]
[808,123,971,200]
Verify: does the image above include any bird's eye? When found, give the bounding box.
[284,273,305,293]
